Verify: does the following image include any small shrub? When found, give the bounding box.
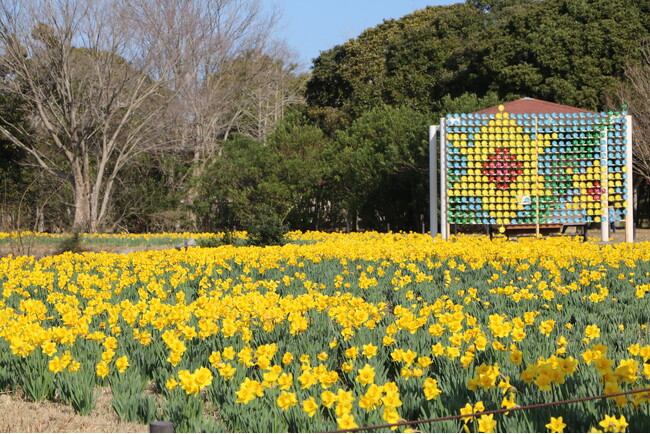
[197,231,246,248]
[56,232,83,254]
[244,213,287,247]
[220,230,238,246]
[196,237,223,248]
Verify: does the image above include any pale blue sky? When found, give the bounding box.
[267,0,459,71]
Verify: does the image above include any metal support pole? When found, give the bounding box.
[534,116,540,237]
[601,123,609,242]
[429,125,439,238]
[625,115,634,243]
[440,118,448,240]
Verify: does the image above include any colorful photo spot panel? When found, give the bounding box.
[444,111,629,225]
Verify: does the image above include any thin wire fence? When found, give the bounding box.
[323,387,650,433]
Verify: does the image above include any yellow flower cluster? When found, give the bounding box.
[1,232,650,432]
[181,367,213,395]
[521,355,578,391]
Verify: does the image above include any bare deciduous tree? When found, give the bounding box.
[0,0,302,232]
[138,0,296,215]
[0,0,175,231]
[237,51,307,142]
[613,41,650,183]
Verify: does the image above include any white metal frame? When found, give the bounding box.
[429,126,439,238]
[439,118,448,240]
[625,115,634,243]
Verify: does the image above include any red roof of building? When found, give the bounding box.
[474,98,596,115]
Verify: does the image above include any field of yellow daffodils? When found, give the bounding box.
[1,232,650,432]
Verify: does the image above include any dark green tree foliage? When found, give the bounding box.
[381,4,486,110]
[109,154,183,233]
[306,3,486,123]
[333,106,434,231]
[194,107,434,233]
[263,111,334,230]
[477,0,649,109]
[307,0,649,120]
[192,135,266,231]
[438,91,501,115]
[192,110,333,232]
[0,93,27,182]
[0,86,37,230]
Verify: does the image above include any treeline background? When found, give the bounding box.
[2,0,650,234]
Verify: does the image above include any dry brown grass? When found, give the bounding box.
[0,388,148,433]
[607,227,650,243]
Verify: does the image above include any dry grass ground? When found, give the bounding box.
[606,227,650,243]
[0,388,148,433]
